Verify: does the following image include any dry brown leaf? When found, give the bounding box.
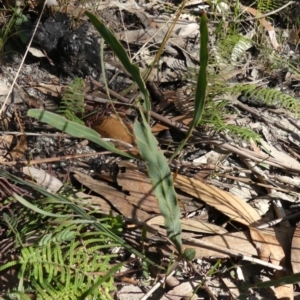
[175,174,261,226]
[10,135,27,160]
[117,166,202,214]
[291,224,300,275]
[117,168,160,213]
[36,84,63,98]
[151,123,169,134]
[183,231,257,258]
[250,227,293,299]
[151,115,193,133]
[92,114,135,146]
[250,228,285,265]
[147,215,228,234]
[75,191,115,215]
[242,5,279,50]
[73,171,150,222]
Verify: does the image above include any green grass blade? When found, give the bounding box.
[134,120,182,253]
[27,109,135,159]
[242,272,300,289]
[1,170,158,268]
[14,194,74,218]
[193,12,208,126]
[85,11,151,118]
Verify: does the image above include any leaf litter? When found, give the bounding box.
[1,0,300,299]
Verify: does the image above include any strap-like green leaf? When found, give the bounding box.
[85,12,151,118]
[193,12,208,126]
[134,120,182,253]
[27,109,135,159]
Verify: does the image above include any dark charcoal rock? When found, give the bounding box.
[33,12,70,54]
[57,24,101,79]
[23,13,101,79]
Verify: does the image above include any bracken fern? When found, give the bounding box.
[57,77,85,125]
[1,217,120,300]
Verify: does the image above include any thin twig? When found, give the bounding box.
[243,1,295,21]
[255,211,300,230]
[184,237,286,271]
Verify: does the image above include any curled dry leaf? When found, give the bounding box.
[92,114,135,146]
[10,135,27,161]
[147,215,228,235]
[174,174,261,226]
[23,167,63,193]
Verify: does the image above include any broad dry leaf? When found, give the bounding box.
[117,168,160,213]
[75,191,116,214]
[175,174,261,226]
[291,224,300,275]
[250,227,293,299]
[73,171,150,222]
[117,167,202,214]
[92,114,135,145]
[183,231,257,258]
[147,215,227,234]
[250,228,288,265]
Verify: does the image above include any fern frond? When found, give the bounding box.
[230,84,300,114]
[2,212,24,247]
[200,99,262,142]
[211,33,254,69]
[0,259,19,271]
[257,0,281,13]
[57,77,85,125]
[6,220,119,299]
